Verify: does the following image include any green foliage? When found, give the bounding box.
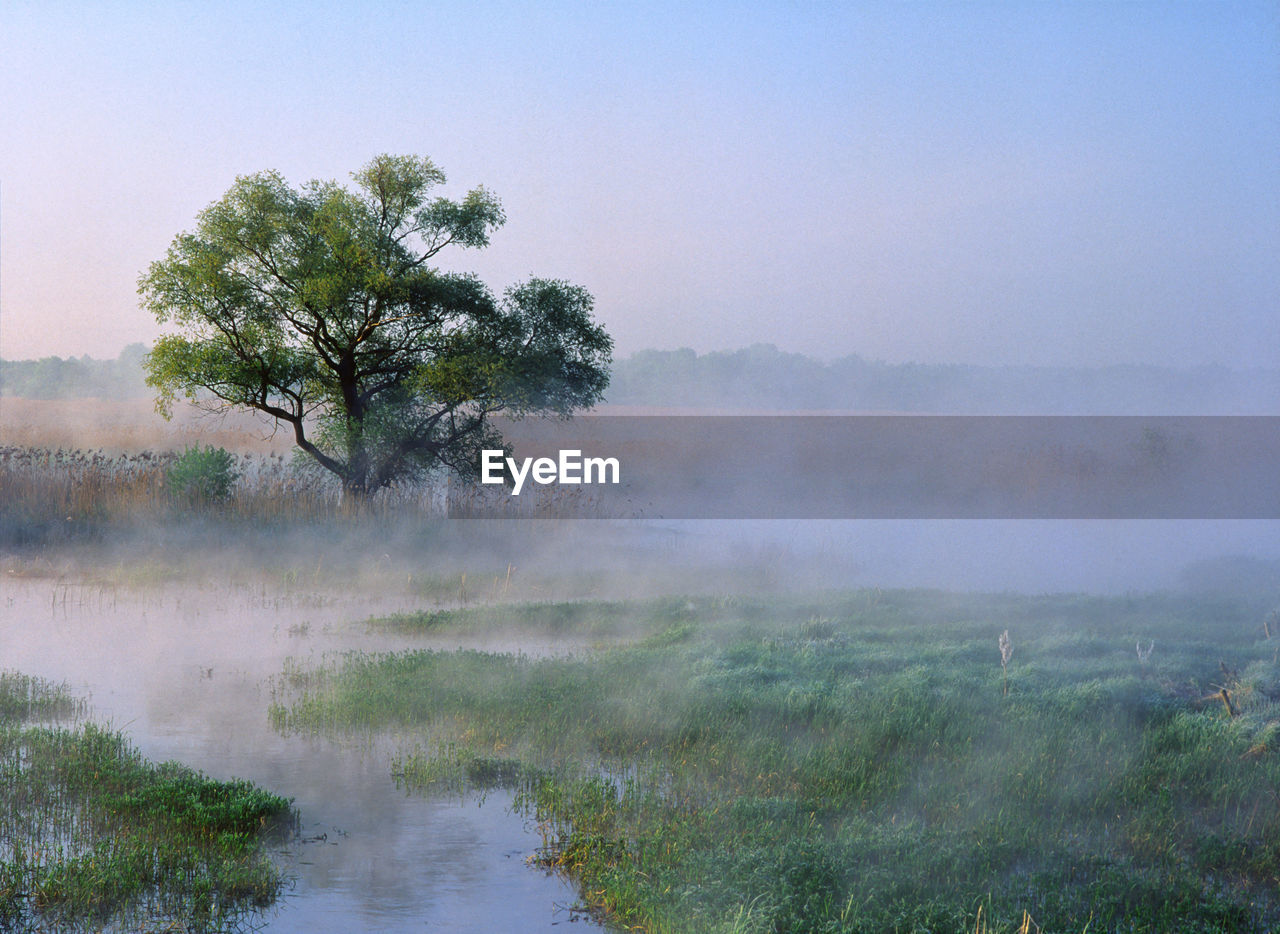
[0,677,293,932]
[275,590,1280,933]
[140,154,612,498]
[0,671,87,723]
[165,445,239,502]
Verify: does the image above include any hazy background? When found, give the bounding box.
[1,0,1277,368]
[3,8,1279,931]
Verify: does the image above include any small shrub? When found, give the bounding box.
[166,445,239,502]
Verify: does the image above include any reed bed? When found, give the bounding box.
[274,590,1280,933]
[1,443,618,543]
[1,444,407,537]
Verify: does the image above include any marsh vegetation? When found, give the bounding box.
[274,591,1280,933]
[5,404,1280,931]
[0,565,607,933]
[0,671,294,933]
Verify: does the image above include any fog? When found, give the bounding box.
[2,2,1278,926]
[3,412,1279,928]
[701,519,1280,595]
[0,573,597,932]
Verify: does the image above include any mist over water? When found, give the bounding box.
[0,574,601,933]
[1,1,1275,922]
[4,387,1280,929]
[2,496,1278,930]
[629,519,1279,596]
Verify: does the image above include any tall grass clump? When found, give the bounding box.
[0,671,295,932]
[275,589,1280,933]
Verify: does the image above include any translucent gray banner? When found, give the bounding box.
[449,416,1280,519]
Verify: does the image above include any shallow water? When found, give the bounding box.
[0,576,604,932]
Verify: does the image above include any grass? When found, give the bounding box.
[272,589,1280,933]
[0,671,295,933]
[368,595,718,639]
[0,444,352,542]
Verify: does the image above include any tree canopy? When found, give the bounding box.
[140,155,612,498]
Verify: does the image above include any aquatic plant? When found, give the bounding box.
[0,671,294,932]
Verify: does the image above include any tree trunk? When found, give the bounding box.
[341,472,371,510]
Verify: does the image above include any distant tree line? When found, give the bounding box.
[3,341,1278,413]
[0,344,151,400]
[607,344,1280,414]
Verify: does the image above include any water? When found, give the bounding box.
[0,575,604,932]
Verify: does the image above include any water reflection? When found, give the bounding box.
[0,577,601,933]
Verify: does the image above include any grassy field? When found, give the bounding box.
[0,671,295,933]
[272,590,1280,933]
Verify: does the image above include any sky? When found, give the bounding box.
[0,0,1277,367]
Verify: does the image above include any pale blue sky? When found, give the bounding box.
[1,1,1276,366]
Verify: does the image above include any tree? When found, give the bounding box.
[140,154,612,500]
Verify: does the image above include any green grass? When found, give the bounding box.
[367,595,721,639]
[0,671,295,933]
[272,590,1280,933]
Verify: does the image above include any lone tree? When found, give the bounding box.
[140,155,611,500]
